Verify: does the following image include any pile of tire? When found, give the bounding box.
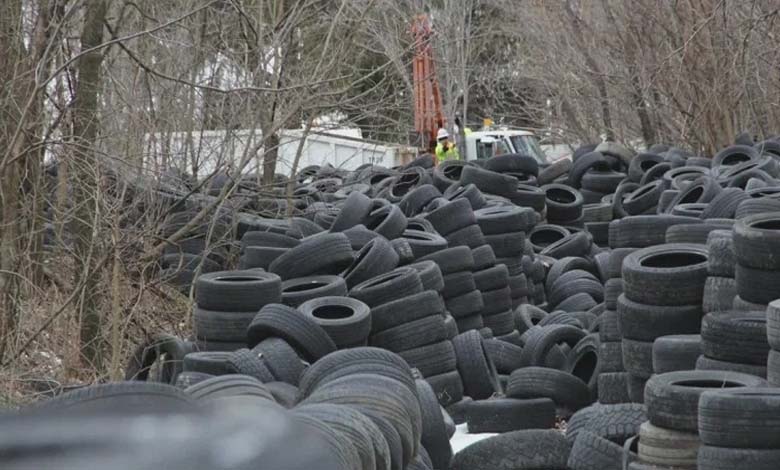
[24,133,780,470]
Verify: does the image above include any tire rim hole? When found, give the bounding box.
[284,281,328,293]
[640,252,706,268]
[312,305,354,320]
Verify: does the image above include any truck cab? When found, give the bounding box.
[463,129,550,164]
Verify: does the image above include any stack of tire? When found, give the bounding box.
[158,211,229,293]
[191,269,283,351]
[564,402,648,470]
[697,387,780,469]
[597,248,634,404]
[617,243,709,402]
[702,229,738,314]
[418,242,485,335]
[351,265,464,406]
[769,300,780,386]
[295,347,453,470]
[696,309,770,378]
[734,212,780,311]
[635,370,767,470]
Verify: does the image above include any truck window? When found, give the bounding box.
[510,135,549,164]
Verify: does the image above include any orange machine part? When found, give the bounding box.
[411,15,445,154]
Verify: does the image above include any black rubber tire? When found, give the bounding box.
[568,151,608,188]
[370,315,447,353]
[475,205,536,235]
[295,403,391,470]
[464,397,555,433]
[506,366,592,411]
[699,387,780,448]
[125,334,193,384]
[623,180,665,215]
[616,294,703,341]
[455,314,485,333]
[174,371,213,388]
[399,184,442,217]
[733,212,780,270]
[240,230,300,250]
[622,338,654,379]
[701,187,749,219]
[666,220,734,245]
[567,430,625,470]
[540,231,591,259]
[599,342,625,373]
[399,340,456,378]
[445,290,485,318]
[484,154,540,176]
[703,276,738,313]
[453,330,501,400]
[735,263,780,304]
[450,429,571,470]
[251,338,305,385]
[227,348,276,382]
[281,275,347,308]
[481,286,512,315]
[443,182,487,210]
[637,421,699,468]
[700,310,768,365]
[329,191,373,232]
[568,334,601,399]
[418,246,475,275]
[652,334,701,374]
[426,370,464,406]
[41,381,196,413]
[608,215,701,248]
[341,237,399,289]
[445,224,486,249]
[423,198,476,236]
[247,304,337,361]
[767,299,780,350]
[370,290,444,334]
[484,232,527,257]
[267,233,354,280]
[543,184,584,223]
[598,373,630,404]
[707,230,735,277]
[185,374,275,402]
[407,260,444,292]
[400,230,448,259]
[483,310,515,335]
[473,264,509,292]
[182,351,235,376]
[302,374,421,469]
[349,267,423,308]
[645,370,766,432]
[599,310,621,342]
[621,243,708,306]
[569,403,647,445]
[696,354,768,378]
[713,144,759,166]
[697,445,780,470]
[471,244,497,271]
[365,204,408,240]
[441,271,477,298]
[483,338,524,373]
[299,296,372,348]
[606,248,637,278]
[518,324,586,368]
[297,347,415,400]
[195,270,282,312]
[555,293,598,313]
[459,165,519,198]
[415,379,453,470]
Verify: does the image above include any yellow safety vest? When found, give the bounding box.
[435,142,460,163]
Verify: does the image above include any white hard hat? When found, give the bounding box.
[437,128,449,140]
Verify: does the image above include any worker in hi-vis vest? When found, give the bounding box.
[435,128,460,163]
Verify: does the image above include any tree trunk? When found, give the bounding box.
[71,0,107,368]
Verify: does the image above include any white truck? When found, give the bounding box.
[462,128,553,164]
